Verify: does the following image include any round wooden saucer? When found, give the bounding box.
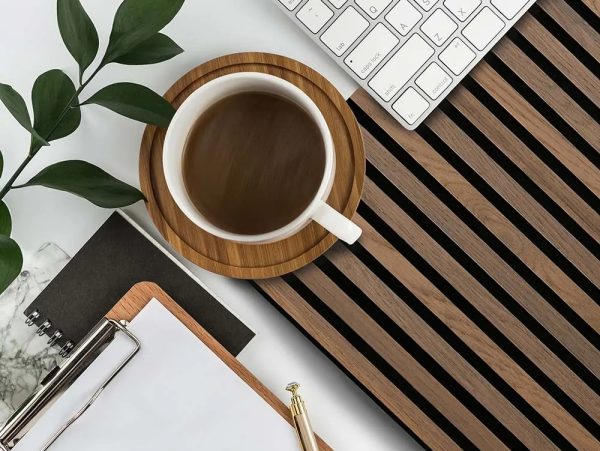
[139,53,365,279]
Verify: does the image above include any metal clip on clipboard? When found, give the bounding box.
[0,318,141,451]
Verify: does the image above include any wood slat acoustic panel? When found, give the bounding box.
[256,1,600,449]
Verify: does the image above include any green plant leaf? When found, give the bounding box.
[102,0,185,65]
[0,235,22,295]
[0,201,11,236]
[114,33,183,65]
[0,83,49,146]
[82,82,174,127]
[57,0,100,83]
[31,70,81,152]
[16,160,146,208]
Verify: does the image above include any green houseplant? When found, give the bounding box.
[0,0,186,293]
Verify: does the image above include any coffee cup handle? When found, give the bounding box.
[311,201,362,245]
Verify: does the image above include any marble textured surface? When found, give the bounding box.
[0,243,70,425]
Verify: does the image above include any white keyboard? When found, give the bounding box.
[275,0,536,130]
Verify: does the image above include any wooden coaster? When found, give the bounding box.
[139,53,365,279]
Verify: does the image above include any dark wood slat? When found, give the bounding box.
[448,76,600,242]
[320,247,545,448]
[515,13,600,105]
[353,91,600,327]
[492,38,600,154]
[363,122,600,378]
[539,0,600,61]
[361,180,599,449]
[363,179,597,449]
[256,277,461,451]
[427,106,600,290]
[294,264,508,450]
[470,61,600,200]
[354,214,600,425]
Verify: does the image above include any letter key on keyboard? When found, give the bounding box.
[297,0,333,33]
[443,0,481,21]
[356,0,393,18]
[420,9,458,46]
[385,0,423,36]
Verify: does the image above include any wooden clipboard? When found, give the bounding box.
[106,281,332,451]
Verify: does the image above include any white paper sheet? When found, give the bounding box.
[15,299,298,451]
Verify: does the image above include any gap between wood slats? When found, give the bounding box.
[253,279,456,451]
[353,92,600,329]
[294,264,510,450]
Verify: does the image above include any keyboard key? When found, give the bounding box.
[369,34,434,101]
[439,37,476,74]
[420,9,457,46]
[393,88,430,125]
[462,7,505,50]
[491,0,529,19]
[415,62,453,99]
[321,7,369,56]
[329,0,348,7]
[297,0,334,33]
[345,23,399,79]
[385,0,422,36]
[278,0,303,11]
[413,0,438,12]
[356,0,393,18]
[444,0,481,21]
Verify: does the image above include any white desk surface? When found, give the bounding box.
[0,1,418,449]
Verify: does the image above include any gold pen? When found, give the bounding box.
[286,382,319,451]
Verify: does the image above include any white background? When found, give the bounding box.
[0,1,418,449]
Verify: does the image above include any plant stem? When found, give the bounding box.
[0,66,102,200]
[0,155,33,199]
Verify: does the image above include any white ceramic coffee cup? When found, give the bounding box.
[163,72,362,245]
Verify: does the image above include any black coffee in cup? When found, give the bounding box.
[182,91,326,235]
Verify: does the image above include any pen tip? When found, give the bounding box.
[286,382,300,395]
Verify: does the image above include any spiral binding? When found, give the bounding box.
[24,310,74,357]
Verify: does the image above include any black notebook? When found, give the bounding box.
[23,211,254,356]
